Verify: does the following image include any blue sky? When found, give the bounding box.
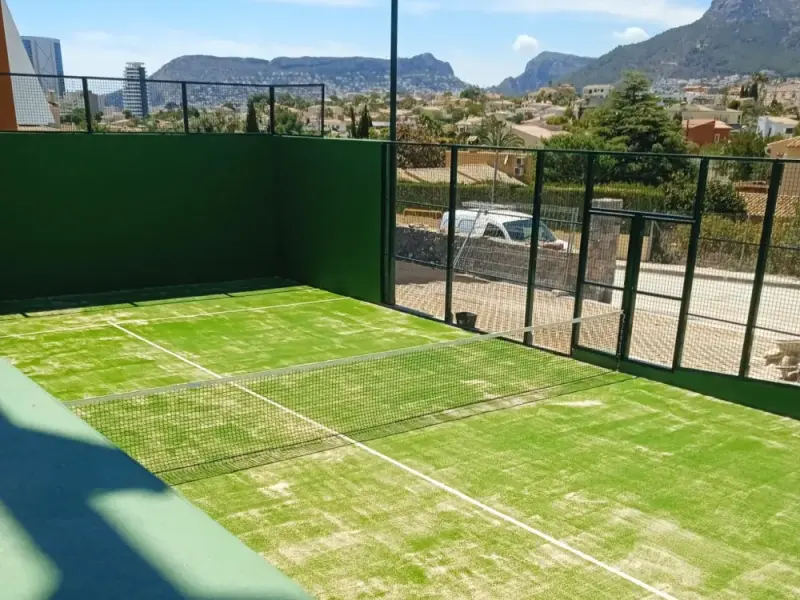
[7,0,711,86]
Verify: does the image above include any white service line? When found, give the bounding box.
[0,297,347,340]
[110,321,678,600]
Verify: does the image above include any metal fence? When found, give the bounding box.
[390,143,800,388]
[0,72,325,136]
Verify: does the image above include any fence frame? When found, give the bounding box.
[0,72,325,137]
[386,141,800,399]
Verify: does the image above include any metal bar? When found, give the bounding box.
[380,143,390,304]
[583,280,625,292]
[268,86,276,135]
[524,150,545,346]
[445,147,459,323]
[389,0,398,146]
[673,158,708,370]
[620,214,646,359]
[320,85,326,137]
[636,290,684,302]
[571,153,595,351]
[387,144,398,306]
[588,208,695,224]
[82,77,93,134]
[740,161,784,377]
[181,82,190,133]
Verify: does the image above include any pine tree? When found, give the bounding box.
[357,106,372,139]
[245,100,259,133]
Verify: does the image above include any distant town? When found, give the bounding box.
[11,29,800,163]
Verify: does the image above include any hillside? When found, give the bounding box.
[149,53,468,96]
[565,0,800,86]
[494,52,596,95]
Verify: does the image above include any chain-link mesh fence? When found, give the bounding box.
[1,73,324,136]
[391,145,799,388]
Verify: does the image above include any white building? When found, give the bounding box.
[757,115,798,138]
[123,62,149,118]
[1,0,56,127]
[21,36,64,96]
[583,84,614,99]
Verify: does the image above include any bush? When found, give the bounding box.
[663,178,747,216]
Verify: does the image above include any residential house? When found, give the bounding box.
[762,81,800,109]
[735,182,800,223]
[766,136,800,159]
[682,119,731,147]
[668,104,742,127]
[445,150,534,185]
[757,115,798,138]
[510,122,567,147]
[455,116,483,135]
[583,84,613,100]
[682,85,709,103]
[486,99,515,112]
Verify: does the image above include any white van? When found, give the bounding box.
[440,209,569,251]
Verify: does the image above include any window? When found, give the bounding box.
[484,224,505,239]
[787,128,794,135]
[456,219,475,234]
[714,134,720,143]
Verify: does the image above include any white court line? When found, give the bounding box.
[0,297,346,340]
[109,321,678,600]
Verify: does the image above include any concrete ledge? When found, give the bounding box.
[0,360,312,600]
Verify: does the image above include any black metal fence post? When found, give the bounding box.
[81,77,93,134]
[740,161,784,378]
[181,82,190,133]
[673,158,708,370]
[445,146,459,324]
[320,84,326,137]
[524,150,545,346]
[571,153,595,352]
[386,142,398,306]
[620,214,646,359]
[269,86,276,135]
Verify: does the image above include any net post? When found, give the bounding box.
[82,77,94,134]
[269,86,276,135]
[524,150,545,346]
[444,146,459,323]
[673,158,708,370]
[740,160,784,378]
[571,152,595,352]
[181,82,190,133]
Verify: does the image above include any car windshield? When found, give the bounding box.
[504,219,558,243]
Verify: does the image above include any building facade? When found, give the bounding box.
[757,115,798,138]
[21,36,65,97]
[122,62,149,118]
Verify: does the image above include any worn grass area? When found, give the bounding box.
[2,282,799,599]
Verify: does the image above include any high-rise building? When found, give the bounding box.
[21,36,65,96]
[123,62,149,118]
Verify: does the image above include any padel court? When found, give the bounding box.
[2,281,798,599]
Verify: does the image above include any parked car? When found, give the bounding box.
[439,209,569,251]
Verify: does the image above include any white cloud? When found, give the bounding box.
[60,30,361,78]
[512,34,540,53]
[613,26,650,43]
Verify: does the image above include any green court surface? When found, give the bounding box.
[1,282,799,599]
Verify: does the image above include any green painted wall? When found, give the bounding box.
[272,137,384,304]
[0,134,276,301]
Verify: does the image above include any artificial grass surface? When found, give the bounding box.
[1,283,798,599]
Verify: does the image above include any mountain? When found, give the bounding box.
[494,52,596,95]
[149,53,468,97]
[565,0,800,87]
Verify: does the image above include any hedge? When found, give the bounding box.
[397,181,668,213]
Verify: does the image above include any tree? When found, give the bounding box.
[750,72,769,105]
[399,96,417,110]
[274,106,303,135]
[165,102,179,111]
[664,178,747,216]
[477,116,523,147]
[245,100,260,133]
[588,71,689,185]
[728,99,741,110]
[94,111,104,123]
[395,121,446,168]
[460,87,482,101]
[123,110,133,120]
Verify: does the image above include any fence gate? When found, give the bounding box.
[574,206,698,371]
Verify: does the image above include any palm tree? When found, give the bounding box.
[478,117,524,203]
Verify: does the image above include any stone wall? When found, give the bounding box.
[395,198,623,303]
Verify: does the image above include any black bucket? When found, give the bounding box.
[455,312,478,330]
